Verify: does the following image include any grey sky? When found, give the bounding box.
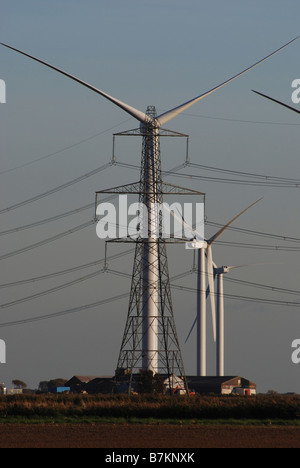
[0,0,300,393]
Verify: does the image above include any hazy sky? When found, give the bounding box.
[1,0,300,393]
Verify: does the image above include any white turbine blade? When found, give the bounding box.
[185,283,212,343]
[163,203,204,242]
[208,198,263,246]
[157,36,299,126]
[185,265,213,343]
[207,245,217,342]
[0,43,148,124]
[252,90,300,115]
[227,261,282,271]
[227,265,247,271]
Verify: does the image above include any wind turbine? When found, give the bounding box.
[1,38,297,380]
[252,89,300,115]
[183,199,263,376]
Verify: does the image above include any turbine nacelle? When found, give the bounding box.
[214,265,244,275]
[215,266,231,275]
[186,238,207,250]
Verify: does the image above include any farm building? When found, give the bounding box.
[0,384,23,395]
[86,377,115,394]
[65,376,114,394]
[64,376,101,394]
[186,376,257,395]
[64,374,256,395]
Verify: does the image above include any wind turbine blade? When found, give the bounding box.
[0,43,148,124]
[163,203,204,242]
[252,90,300,115]
[227,261,282,271]
[157,37,299,126]
[227,265,248,271]
[185,282,213,343]
[207,245,217,342]
[208,198,263,246]
[185,316,197,344]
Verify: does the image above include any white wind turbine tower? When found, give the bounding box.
[214,263,246,377]
[214,259,274,377]
[1,38,297,384]
[183,199,263,376]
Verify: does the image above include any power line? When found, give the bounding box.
[0,118,132,176]
[0,292,129,328]
[0,161,184,234]
[115,161,300,188]
[216,240,300,252]
[0,193,119,237]
[0,248,134,289]
[3,202,298,253]
[182,111,300,126]
[155,108,300,127]
[224,275,300,297]
[172,283,300,308]
[0,162,111,215]
[0,203,93,236]
[206,221,300,244]
[0,163,188,263]
[0,270,194,328]
[188,162,300,184]
[94,168,300,246]
[167,170,300,188]
[1,264,299,328]
[107,268,300,306]
[186,268,300,297]
[0,220,94,262]
[0,269,106,310]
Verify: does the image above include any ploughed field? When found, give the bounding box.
[1,423,300,448]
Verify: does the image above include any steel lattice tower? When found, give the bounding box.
[115,107,187,390]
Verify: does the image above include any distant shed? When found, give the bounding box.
[187,376,256,395]
[86,377,115,394]
[65,376,99,394]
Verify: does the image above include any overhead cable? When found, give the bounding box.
[0,248,134,289]
[0,118,132,176]
[0,162,111,214]
[0,220,93,262]
[0,292,129,328]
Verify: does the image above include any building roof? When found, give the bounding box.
[66,376,101,384]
